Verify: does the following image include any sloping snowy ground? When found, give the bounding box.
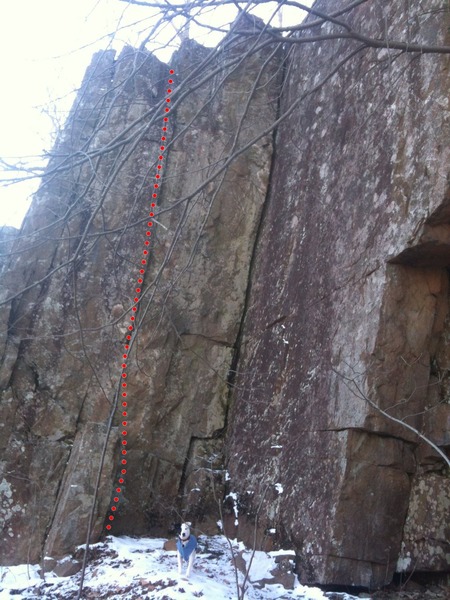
[0,535,361,600]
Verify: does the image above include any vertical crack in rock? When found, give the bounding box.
[224,41,288,424]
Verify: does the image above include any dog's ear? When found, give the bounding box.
[186,521,192,527]
[171,522,182,534]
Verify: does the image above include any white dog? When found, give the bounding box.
[176,522,197,579]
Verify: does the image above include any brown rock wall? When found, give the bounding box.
[226,0,449,588]
[0,26,281,564]
[110,32,282,535]
[0,0,448,590]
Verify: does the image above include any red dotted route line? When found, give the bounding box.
[105,68,175,532]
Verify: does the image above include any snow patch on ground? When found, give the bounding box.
[0,535,362,599]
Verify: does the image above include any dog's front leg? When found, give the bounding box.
[177,551,182,576]
[185,550,195,579]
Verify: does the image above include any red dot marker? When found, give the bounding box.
[107,68,174,533]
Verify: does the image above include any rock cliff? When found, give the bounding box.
[0,14,281,566]
[226,0,450,588]
[0,0,449,591]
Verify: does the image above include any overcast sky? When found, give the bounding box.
[0,0,312,228]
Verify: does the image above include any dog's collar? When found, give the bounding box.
[179,535,191,542]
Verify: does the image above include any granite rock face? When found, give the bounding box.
[0,0,449,590]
